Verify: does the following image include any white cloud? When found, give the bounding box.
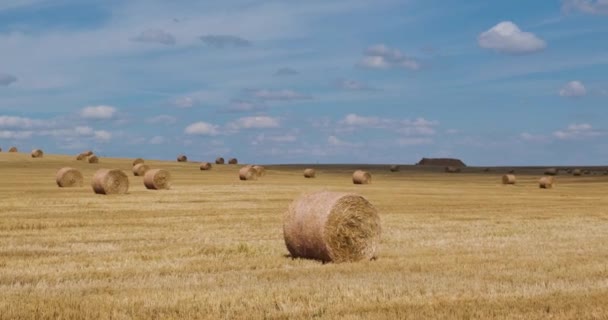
[358,44,421,70]
[199,35,251,48]
[327,135,361,147]
[146,115,177,125]
[131,29,176,45]
[520,132,549,143]
[149,136,166,144]
[252,133,297,145]
[553,123,602,140]
[0,130,33,139]
[80,105,117,120]
[172,96,196,108]
[0,73,17,86]
[0,115,53,129]
[252,89,312,102]
[397,137,433,146]
[224,100,266,113]
[478,21,546,54]
[184,121,220,136]
[94,130,112,142]
[340,114,386,127]
[338,114,438,135]
[559,80,587,97]
[228,116,280,130]
[562,0,608,15]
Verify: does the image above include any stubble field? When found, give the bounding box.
[1,152,607,319]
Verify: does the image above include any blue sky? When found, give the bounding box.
[1,0,608,165]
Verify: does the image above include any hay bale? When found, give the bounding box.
[572,169,582,176]
[252,165,266,177]
[56,167,84,188]
[200,162,212,170]
[8,147,18,153]
[502,174,516,185]
[389,165,399,172]
[215,157,225,164]
[445,166,461,173]
[82,150,93,157]
[508,169,515,174]
[228,158,238,165]
[76,153,88,161]
[352,170,371,184]
[0,147,2,152]
[177,155,187,162]
[91,169,129,195]
[539,176,554,189]
[583,169,591,175]
[304,168,316,178]
[132,163,150,176]
[88,155,99,164]
[144,169,171,190]
[31,149,43,158]
[239,166,257,181]
[132,158,144,166]
[283,191,382,263]
[544,168,558,176]
[483,168,491,172]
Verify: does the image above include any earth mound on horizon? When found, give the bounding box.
[416,158,467,167]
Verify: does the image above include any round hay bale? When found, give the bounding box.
[177,155,187,162]
[132,158,144,166]
[91,169,129,195]
[132,163,150,176]
[239,166,257,181]
[56,167,84,188]
[252,165,266,177]
[572,169,582,176]
[88,155,99,164]
[352,170,371,185]
[0,147,2,152]
[502,174,516,185]
[604,171,608,176]
[283,191,382,263]
[215,157,225,165]
[31,149,43,158]
[200,162,212,170]
[82,150,94,157]
[445,166,461,173]
[8,147,18,153]
[228,158,238,165]
[76,153,88,161]
[583,169,591,175]
[544,168,558,176]
[539,176,554,189]
[304,168,316,178]
[483,168,491,173]
[143,169,171,190]
[389,165,399,172]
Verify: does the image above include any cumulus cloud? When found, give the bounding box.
[200,35,251,48]
[338,114,438,135]
[0,115,54,129]
[80,105,117,120]
[327,135,361,147]
[251,89,312,102]
[184,121,220,136]
[478,21,546,54]
[520,132,549,143]
[172,96,196,108]
[553,123,602,140]
[0,73,17,86]
[131,29,176,45]
[0,130,33,139]
[252,133,297,145]
[336,79,377,91]
[358,44,421,70]
[562,0,608,15]
[228,116,280,130]
[94,130,112,142]
[559,80,587,97]
[274,67,299,76]
[146,115,177,125]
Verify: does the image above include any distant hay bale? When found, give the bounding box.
[352,170,371,184]
[132,163,150,176]
[76,153,88,161]
[483,168,491,172]
[583,169,591,175]
[200,162,212,170]
[132,158,144,166]
[283,191,382,263]
[56,167,84,188]
[9,147,18,153]
[144,169,171,190]
[215,157,225,164]
[502,174,516,185]
[304,168,316,178]
[604,171,608,176]
[228,158,238,165]
[252,165,266,177]
[91,169,129,195]
[88,155,99,164]
[31,149,43,158]
[508,169,515,174]
[177,155,187,162]
[82,150,93,157]
[539,176,554,189]
[544,168,558,176]
[389,165,399,172]
[0,147,2,152]
[572,169,582,176]
[445,166,461,173]
[239,165,257,181]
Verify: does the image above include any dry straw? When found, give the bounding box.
[352,170,371,184]
[144,169,171,190]
[253,165,266,177]
[445,166,461,173]
[9,147,18,153]
[76,153,88,161]
[31,149,43,158]
[239,165,257,181]
[215,157,225,164]
[92,169,129,195]
[283,191,382,263]
[132,163,150,176]
[304,168,316,178]
[177,155,187,162]
[572,169,582,176]
[82,150,93,156]
[200,162,212,170]
[228,158,238,165]
[544,168,558,176]
[88,155,99,164]
[389,165,399,172]
[56,167,84,188]
[502,174,516,185]
[132,158,144,166]
[539,176,554,189]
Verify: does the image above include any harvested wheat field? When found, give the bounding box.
[1,154,608,319]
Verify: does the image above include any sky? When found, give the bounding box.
[1,0,608,165]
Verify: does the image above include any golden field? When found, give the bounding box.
[1,152,607,319]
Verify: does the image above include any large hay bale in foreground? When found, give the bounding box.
[31,149,43,158]
[200,162,212,170]
[228,158,238,165]
[572,169,582,176]
[8,147,18,153]
[253,165,266,177]
[239,166,257,181]
[215,157,225,164]
[304,168,316,178]
[544,168,558,176]
[92,169,129,195]
[445,166,461,173]
[177,155,187,162]
[132,158,144,166]
[539,176,554,189]
[132,163,150,176]
[352,170,371,184]
[56,167,84,188]
[389,165,399,172]
[88,155,99,164]
[144,169,171,190]
[502,174,516,185]
[283,191,382,263]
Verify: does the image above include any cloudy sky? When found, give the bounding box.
[1,0,608,165]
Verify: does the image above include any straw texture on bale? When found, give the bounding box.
[177,155,187,162]
[252,165,266,177]
[572,169,582,176]
[304,168,316,178]
[389,165,399,172]
[539,176,554,189]
[91,169,129,195]
[144,169,171,190]
[445,166,461,173]
[88,155,99,163]
[283,191,382,263]
[502,174,516,185]
[228,158,238,165]
[9,147,18,153]
[352,170,371,185]
[31,149,43,158]
[239,166,257,181]
[82,150,94,157]
[132,163,150,176]
[200,162,212,170]
[215,157,225,164]
[76,153,88,161]
[544,168,558,176]
[132,158,144,166]
[56,167,84,188]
